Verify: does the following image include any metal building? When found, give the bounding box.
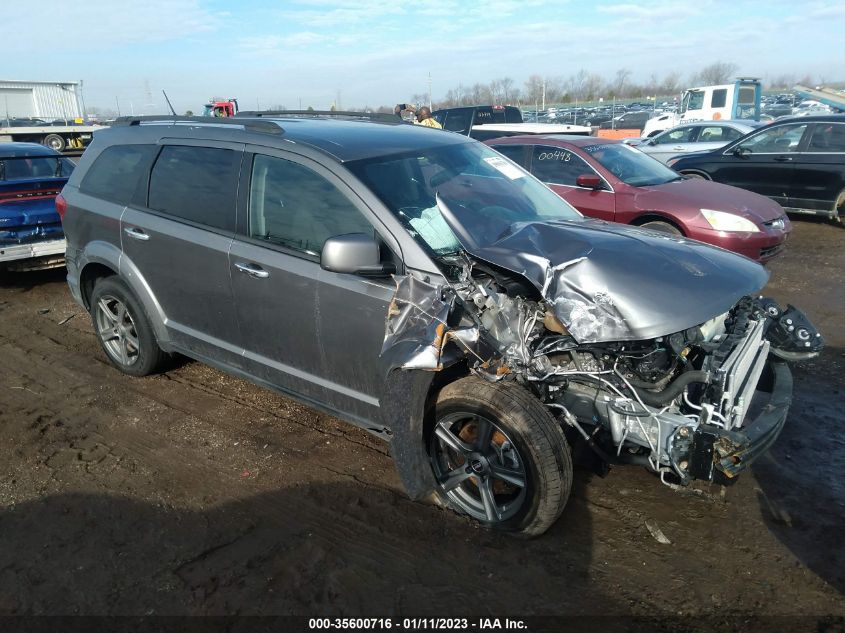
[0,80,85,121]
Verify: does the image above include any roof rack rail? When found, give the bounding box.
[112,115,284,135]
[236,110,402,124]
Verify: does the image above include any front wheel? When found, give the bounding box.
[638,220,683,236]
[679,171,709,180]
[428,376,572,537]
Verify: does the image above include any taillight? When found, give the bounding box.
[56,193,67,221]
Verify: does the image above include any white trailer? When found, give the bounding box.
[0,79,101,151]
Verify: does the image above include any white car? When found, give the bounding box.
[628,120,763,164]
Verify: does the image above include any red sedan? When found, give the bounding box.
[484,135,791,262]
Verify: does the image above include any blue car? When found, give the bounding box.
[0,142,75,271]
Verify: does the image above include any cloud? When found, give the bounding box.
[2,0,222,51]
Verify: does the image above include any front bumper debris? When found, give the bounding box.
[689,360,792,481]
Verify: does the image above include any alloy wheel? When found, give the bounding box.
[430,412,528,523]
[95,294,140,367]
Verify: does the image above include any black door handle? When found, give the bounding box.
[774,156,793,162]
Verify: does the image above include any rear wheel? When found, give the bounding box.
[43,134,66,152]
[428,376,572,537]
[90,277,166,376]
[639,220,683,236]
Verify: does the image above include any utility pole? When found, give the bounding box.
[115,96,121,117]
[542,78,546,111]
[427,72,432,109]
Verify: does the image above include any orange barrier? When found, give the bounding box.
[596,128,642,139]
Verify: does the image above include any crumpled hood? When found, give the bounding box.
[632,178,785,224]
[438,208,769,343]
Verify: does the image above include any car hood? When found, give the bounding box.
[437,205,769,343]
[631,178,785,224]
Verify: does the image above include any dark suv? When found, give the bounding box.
[60,114,822,536]
[669,115,845,220]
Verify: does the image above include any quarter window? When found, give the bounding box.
[531,146,596,187]
[248,154,373,256]
[492,144,528,168]
[80,144,156,205]
[148,146,240,231]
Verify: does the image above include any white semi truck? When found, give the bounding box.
[642,78,762,138]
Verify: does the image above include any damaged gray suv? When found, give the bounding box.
[60,114,823,536]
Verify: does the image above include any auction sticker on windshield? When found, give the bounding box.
[484,155,525,180]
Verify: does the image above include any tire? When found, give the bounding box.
[89,276,166,376]
[43,134,66,152]
[680,171,709,180]
[638,220,683,236]
[835,190,845,220]
[428,376,572,537]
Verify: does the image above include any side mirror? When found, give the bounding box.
[732,146,750,158]
[321,234,396,277]
[576,174,604,189]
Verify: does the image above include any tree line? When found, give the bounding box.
[391,62,821,111]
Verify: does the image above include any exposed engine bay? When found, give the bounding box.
[383,254,824,486]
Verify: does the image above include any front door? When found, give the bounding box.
[230,149,396,424]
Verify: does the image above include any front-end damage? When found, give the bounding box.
[382,213,824,489]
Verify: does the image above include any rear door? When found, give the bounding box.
[229,148,398,424]
[526,145,615,221]
[788,122,845,214]
[712,122,810,205]
[121,140,244,366]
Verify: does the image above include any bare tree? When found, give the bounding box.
[692,61,738,85]
[524,75,544,105]
[613,68,632,97]
[660,71,682,96]
[500,77,515,103]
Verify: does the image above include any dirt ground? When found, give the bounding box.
[0,219,843,621]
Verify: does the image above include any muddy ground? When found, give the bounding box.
[0,219,843,623]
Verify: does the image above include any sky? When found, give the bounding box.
[4,0,845,115]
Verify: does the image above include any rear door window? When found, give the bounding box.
[248,154,374,257]
[79,144,157,205]
[148,145,240,231]
[807,123,845,152]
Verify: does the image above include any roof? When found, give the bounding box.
[769,113,845,123]
[104,115,470,162]
[488,135,619,146]
[474,123,591,133]
[0,142,62,157]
